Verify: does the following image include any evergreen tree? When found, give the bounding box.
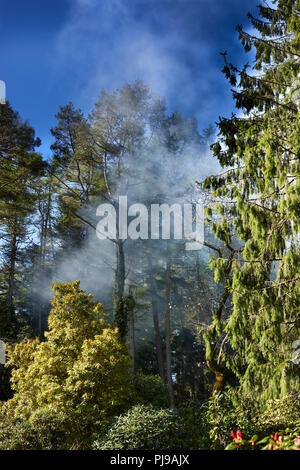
[2,281,134,447]
[90,80,166,337]
[203,0,300,399]
[0,102,44,326]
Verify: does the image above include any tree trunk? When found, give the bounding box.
[206,277,232,396]
[114,239,127,337]
[36,186,51,338]
[207,358,229,395]
[129,300,135,374]
[115,240,125,300]
[165,256,175,408]
[6,224,17,321]
[148,256,165,380]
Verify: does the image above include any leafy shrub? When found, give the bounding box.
[93,405,198,450]
[133,372,169,407]
[200,391,258,449]
[225,423,300,450]
[200,390,300,450]
[224,393,300,450]
[177,403,205,449]
[256,394,300,432]
[0,281,135,449]
[0,407,72,450]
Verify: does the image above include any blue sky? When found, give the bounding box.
[0,0,257,157]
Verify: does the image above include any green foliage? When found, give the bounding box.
[199,389,300,449]
[256,394,300,431]
[0,102,45,322]
[176,403,206,449]
[94,392,300,451]
[0,281,135,448]
[200,392,258,449]
[92,404,199,450]
[202,0,300,399]
[225,424,300,450]
[0,407,72,450]
[133,372,169,407]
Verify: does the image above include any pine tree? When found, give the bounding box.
[202,0,300,399]
[90,80,166,337]
[2,281,134,447]
[0,102,44,325]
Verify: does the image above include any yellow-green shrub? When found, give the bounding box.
[0,281,135,448]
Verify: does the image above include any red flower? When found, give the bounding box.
[295,437,300,448]
[231,430,243,441]
[274,432,278,441]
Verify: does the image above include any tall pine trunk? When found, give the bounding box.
[165,255,175,408]
[36,186,52,338]
[6,223,18,321]
[128,295,135,374]
[148,256,165,381]
[114,239,127,338]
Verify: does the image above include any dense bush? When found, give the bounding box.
[133,372,169,407]
[256,394,300,432]
[0,281,135,449]
[199,390,300,450]
[93,405,202,450]
[0,407,72,450]
[224,394,300,450]
[199,392,257,449]
[225,423,300,450]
